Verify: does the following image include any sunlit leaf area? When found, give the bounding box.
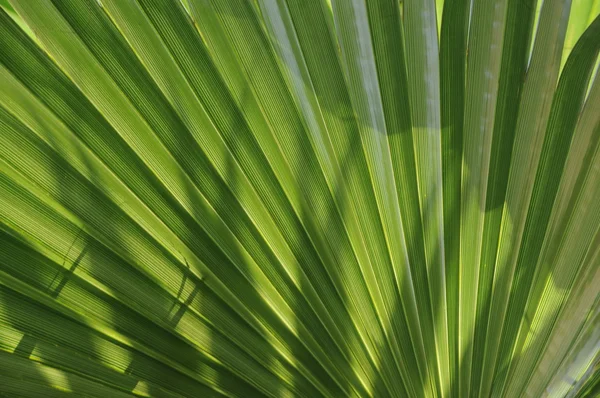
[1,0,599,397]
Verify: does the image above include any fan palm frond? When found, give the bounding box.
[0,0,599,397]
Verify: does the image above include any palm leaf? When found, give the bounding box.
[0,0,599,397]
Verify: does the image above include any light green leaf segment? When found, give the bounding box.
[0,0,599,397]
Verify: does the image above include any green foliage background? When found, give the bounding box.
[0,0,599,397]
